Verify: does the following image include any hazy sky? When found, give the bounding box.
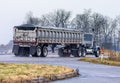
[0,0,120,44]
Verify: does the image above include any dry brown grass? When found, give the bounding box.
[0,63,74,83]
[104,50,120,61]
[80,58,120,66]
[80,50,120,66]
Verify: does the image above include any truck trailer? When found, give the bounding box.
[12,24,100,57]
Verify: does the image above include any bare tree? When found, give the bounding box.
[72,9,92,32]
[92,13,106,46]
[72,10,117,48]
[39,9,71,28]
[39,15,51,26]
[101,17,117,49]
[115,15,120,33]
[56,9,71,27]
[25,11,40,25]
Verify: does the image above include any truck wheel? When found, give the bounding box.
[58,48,64,57]
[74,49,81,57]
[63,48,71,57]
[71,49,79,57]
[95,51,100,57]
[41,46,48,57]
[36,46,42,57]
[73,48,86,57]
[81,52,86,57]
[81,48,86,57]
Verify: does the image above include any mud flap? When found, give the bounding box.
[12,45,19,54]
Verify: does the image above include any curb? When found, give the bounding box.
[32,69,79,83]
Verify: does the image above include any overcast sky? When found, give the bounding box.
[0,0,120,44]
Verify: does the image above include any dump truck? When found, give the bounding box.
[12,24,100,57]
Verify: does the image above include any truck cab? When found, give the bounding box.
[83,33,100,57]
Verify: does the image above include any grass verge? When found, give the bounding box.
[0,63,76,83]
[80,58,120,66]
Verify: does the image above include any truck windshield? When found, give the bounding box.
[84,34,93,41]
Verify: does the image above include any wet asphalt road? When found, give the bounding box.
[0,54,120,83]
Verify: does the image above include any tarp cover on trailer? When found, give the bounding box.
[15,24,36,30]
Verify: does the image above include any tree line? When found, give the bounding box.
[24,9,120,50]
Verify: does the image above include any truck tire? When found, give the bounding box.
[36,46,42,57]
[71,49,80,57]
[58,47,71,57]
[94,50,100,57]
[63,48,71,57]
[81,50,86,57]
[58,48,64,57]
[72,48,86,57]
[81,52,86,57]
[13,45,20,56]
[75,49,81,57]
[41,46,48,57]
